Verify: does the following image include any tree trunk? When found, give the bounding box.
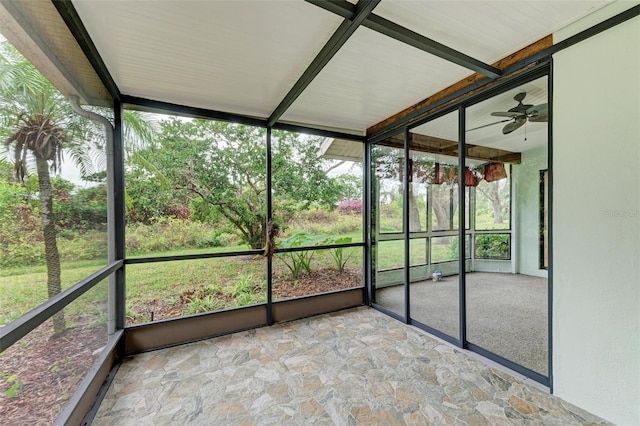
[408,183,422,232]
[431,186,450,231]
[36,158,65,335]
[487,183,504,224]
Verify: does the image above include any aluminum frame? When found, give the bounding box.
[267,0,381,127]
[7,2,636,421]
[370,64,553,386]
[304,0,502,78]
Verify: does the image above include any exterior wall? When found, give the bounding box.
[512,145,548,278]
[552,4,640,424]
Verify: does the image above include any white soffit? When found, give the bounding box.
[0,1,110,105]
[281,26,473,132]
[71,0,343,119]
[373,0,613,64]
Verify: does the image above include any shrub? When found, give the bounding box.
[287,209,360,235]
[277,232,325,279]
[475,234,510,259]
[182,295,223,316]
[336,198,362,215]
[125,218,239,255]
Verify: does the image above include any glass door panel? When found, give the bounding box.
[408,110,460,340]
[465,76,549,377]
[371,136,405,317]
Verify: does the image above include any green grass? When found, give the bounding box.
[376,238,454,270]
[0,259,106,324]
[475,211,510,230]
[126,254,265,305]
[0,237,366,326]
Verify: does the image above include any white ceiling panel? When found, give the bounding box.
[68,0,617,133]
[281,26,474,132]
[71,0,343,118]
[373,0,612,64]
[412,76,548,156]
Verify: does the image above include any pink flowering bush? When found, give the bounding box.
[336,199,362,215]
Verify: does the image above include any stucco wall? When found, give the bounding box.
[552,3,640,424]
[512,144,548,278]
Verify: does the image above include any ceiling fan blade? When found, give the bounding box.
[466,119,511,132]
[502,117,526,134]
[491,111,524,118]
[527,103,549,122]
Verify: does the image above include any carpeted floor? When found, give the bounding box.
[375,272,548,375]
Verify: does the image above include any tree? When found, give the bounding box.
[1,44,82,333]
[141,118,347,249]
[0,41,153,334]
[477,179,509,224]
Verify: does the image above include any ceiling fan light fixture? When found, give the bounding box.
[502,116,526,134]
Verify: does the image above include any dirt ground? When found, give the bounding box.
[0,318,107,425]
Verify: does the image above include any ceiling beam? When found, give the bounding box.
[368,4,640,140]
[367,37,551,140]
[267,0,381,127]
[379,133,521,164]
[305,0,501,79]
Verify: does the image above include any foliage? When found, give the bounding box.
[182,294,223,316]
[181,274,265,315]
[224,274,266,307]
[1,373,23,398]
[475,233,510,259]
[276,232,356,278]
[124,165,191,224]
[126,218,235,255]
[336,198,362,215]
[132,118,351,249]
[287,207,360,236]
[324,236,355,273]
[51,177,107,230]
[276,232,325,279]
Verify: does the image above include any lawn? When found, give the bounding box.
[0,243,365,326]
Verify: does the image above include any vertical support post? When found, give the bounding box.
[546,66,554,391]
[510,164,517,274]
[113,100,126,335]
[266,127,273,325]
[363,141,371,306]
[403,128,410,323]
[469,185,476,271]
[458,106,467,348]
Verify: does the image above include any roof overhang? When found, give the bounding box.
[0,0,110,106]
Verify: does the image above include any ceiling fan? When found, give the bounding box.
[468,92,548,134]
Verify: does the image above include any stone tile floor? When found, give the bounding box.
[93,307,609,425]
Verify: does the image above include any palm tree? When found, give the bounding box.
[0,41,154,335]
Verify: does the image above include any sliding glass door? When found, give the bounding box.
[408,111,460,341]
[464,76,549,378]
[370,70,551,384]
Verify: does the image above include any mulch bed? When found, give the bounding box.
[126,266,361,325]
[0,318,106,425]
[272,267,361,299]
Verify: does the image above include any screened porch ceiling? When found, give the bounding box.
[65,0,609,136]
[1,1,611,138]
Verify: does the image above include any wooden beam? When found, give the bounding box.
[367,35,553,136]
[377,133,521,164]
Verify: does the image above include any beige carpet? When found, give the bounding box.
[375,272,548,375]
